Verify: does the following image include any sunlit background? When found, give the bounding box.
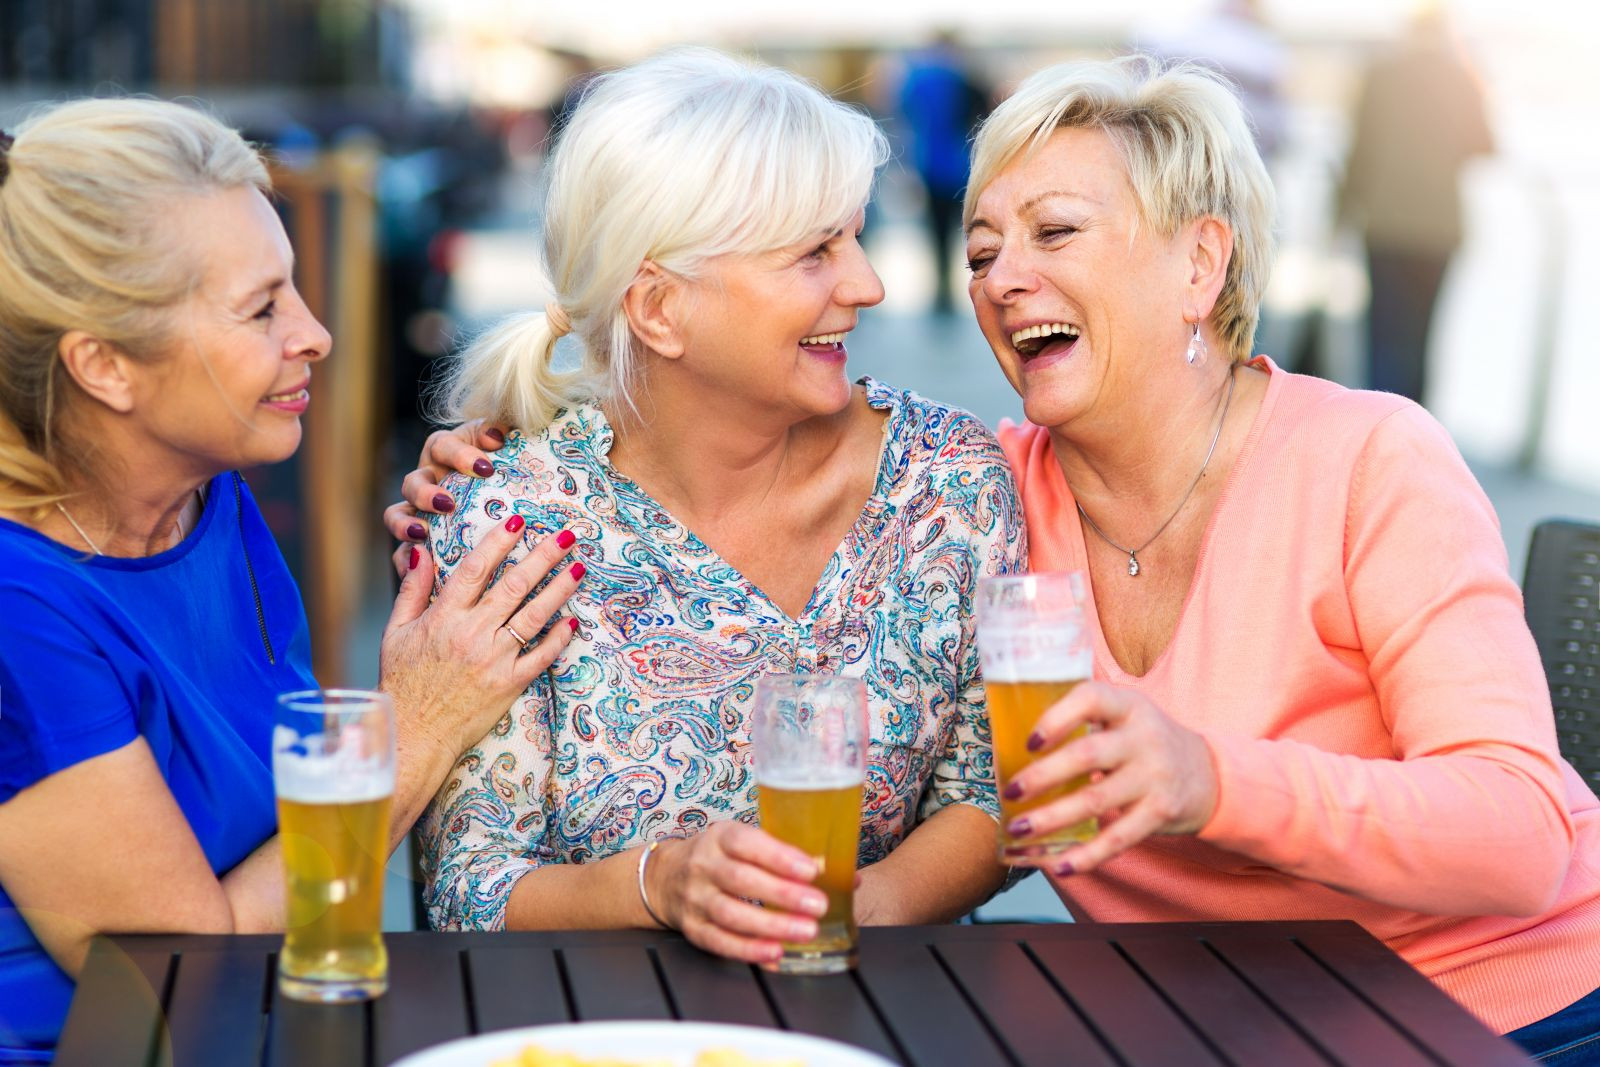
[3,0,1597,919]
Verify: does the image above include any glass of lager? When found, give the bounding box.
[273,689,395,1002]
[976,572,1096,862]
[751,674,868,976]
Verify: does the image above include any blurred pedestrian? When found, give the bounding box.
[897,31,987,314]
[1337,9,1493,405]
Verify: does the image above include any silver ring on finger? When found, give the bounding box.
[502,622,530,650]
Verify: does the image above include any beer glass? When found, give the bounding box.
[751,674,868,975]
[976,572,1097,861]
[273,689,395,1002]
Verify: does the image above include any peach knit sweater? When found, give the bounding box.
[998,357,1600,1034]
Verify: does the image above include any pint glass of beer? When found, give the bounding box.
[751,674,868,975]
[273,689,395,1002]
[976,572,1096,862]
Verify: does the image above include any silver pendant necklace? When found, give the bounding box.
[1075,364,1237,577]
[56,492,196,557]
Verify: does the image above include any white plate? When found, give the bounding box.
[391,1020,897,1067]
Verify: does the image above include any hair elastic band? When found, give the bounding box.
[545,301,572,338]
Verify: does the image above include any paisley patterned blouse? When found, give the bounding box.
[419,378,1027,931]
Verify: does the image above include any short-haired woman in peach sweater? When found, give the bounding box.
[964,56,1600,1059]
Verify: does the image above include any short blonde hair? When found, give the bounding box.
[0,98,269,515]
[965,55,1274,362]
[440,47,889,433]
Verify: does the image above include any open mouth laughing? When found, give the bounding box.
[1010,322,1081,364]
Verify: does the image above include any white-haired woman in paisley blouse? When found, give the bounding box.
[383,49,1025,965]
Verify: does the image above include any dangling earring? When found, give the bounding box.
[1185,322,1209,367]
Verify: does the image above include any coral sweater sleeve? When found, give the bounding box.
[1196,403,1572,918]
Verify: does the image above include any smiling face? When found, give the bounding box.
[676,209,885,420]
[127,186,331,479]
[965,127,1199,431]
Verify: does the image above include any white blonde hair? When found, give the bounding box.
[440,48,889,433]
[0,98,269,516]
[965,54,1274,362]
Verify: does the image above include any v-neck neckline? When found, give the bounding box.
[1075,357,1283,682]
[582,377,901,627]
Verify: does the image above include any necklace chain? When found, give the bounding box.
[1075,364,1237,578]
[56,492,195,557]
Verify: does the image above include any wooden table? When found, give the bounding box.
[55,921,1532,1066]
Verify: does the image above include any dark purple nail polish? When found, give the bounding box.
[1002,781,1023,801]
[1026,731,1046,752]
[556,529,576,549]
[1007,817,1032,837]
[485,427,506,444]
[473,458,493,477]
[432,493,455,513]
[1054,860,1076,878]
[406,522,426,542]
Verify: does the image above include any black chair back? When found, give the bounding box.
[1524,519,1600,795]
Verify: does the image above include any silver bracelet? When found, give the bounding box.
[636,833,687,929]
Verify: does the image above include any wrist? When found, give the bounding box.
[637,834,687,929]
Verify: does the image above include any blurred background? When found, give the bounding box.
[4,0,1597,922]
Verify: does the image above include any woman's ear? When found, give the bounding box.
[1184,216,1232,323]
[57,331,138,414]
[621,261,688,360]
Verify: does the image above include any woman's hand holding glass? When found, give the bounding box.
[645,823,830,968]
[1004,682,1219,877]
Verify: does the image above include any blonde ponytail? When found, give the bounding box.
[438,311,590,433]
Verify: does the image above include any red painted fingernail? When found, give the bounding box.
[406,522,426,541]
[485,427,505,444]
[432,493,455,513]
[1026,731,1045,752]
[1002,781,1023,801]
[569,562,586,580]
[556,529,576,549]
[1007,817,1032,836]
[505,514,525,533]
[473,458,493,477]
[568,617,580,632]
[408,546,420,570]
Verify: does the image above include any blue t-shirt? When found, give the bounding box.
[0,472,315,1064]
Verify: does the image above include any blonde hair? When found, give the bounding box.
[440,48,889,433]
[0,97,269,516]
[965,55,1274,362]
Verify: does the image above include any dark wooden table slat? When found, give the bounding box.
[266,994,366,1067]
[163,947,268,1067]
[757,969,905,1064]
[935,938,1118,1067]
[562,944,674,1022]
[1117,934,1316,1067]
[856,939,1011,1067]
[1030,938,1227,1067]
[1295,926,1536,1067]
[653,940,777,1027]
[373,935,474,1064]
[465,945,570,1032]
[1209,932,1436,1067]
[54,939,173,1067]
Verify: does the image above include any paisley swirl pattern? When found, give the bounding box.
[418,378,1027,931]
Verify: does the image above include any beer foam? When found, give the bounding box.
[982,650,1092,685]
[755,769,862,791]
[273,726,394,802]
